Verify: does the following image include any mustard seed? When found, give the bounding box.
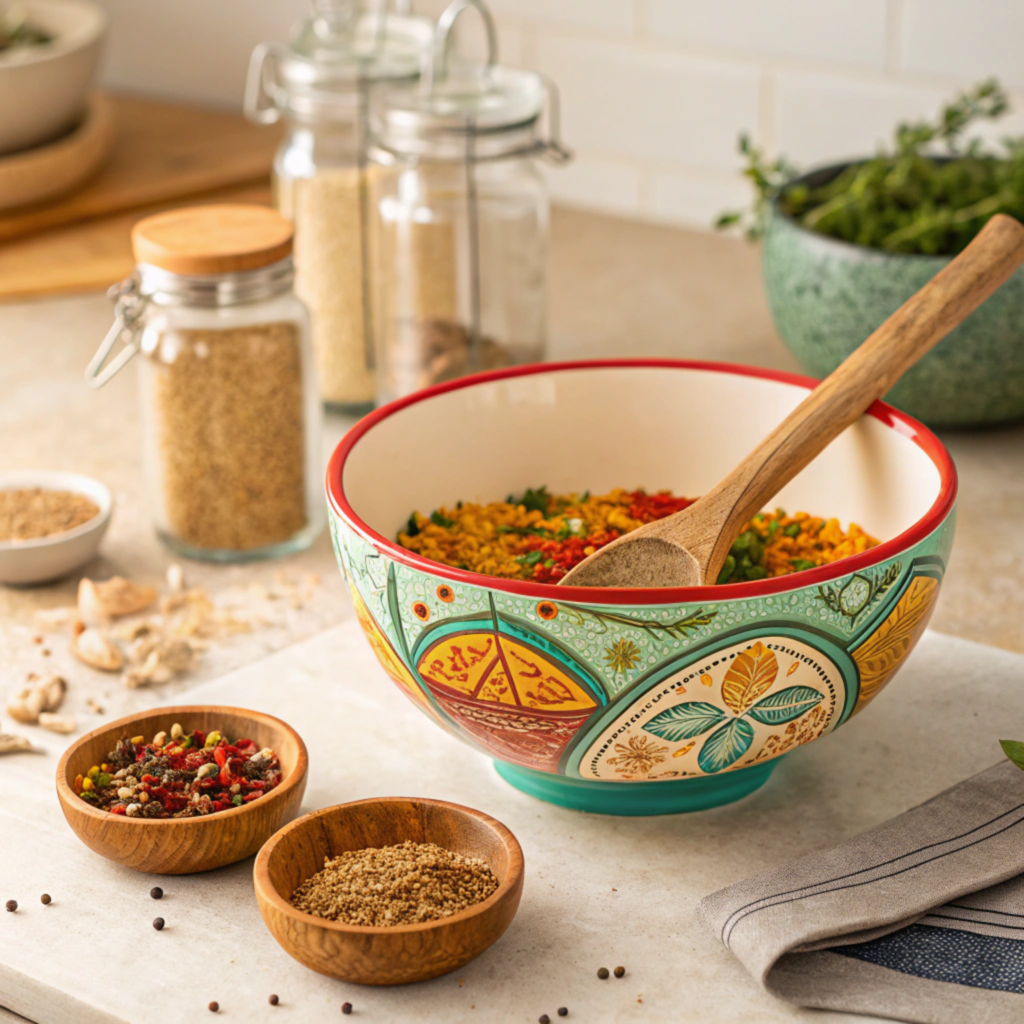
[150,887,163,899]
[269,995,279,1006]
[342,1003,353,1015]
[153,917,165,931]
[40,894,51,905]
[5,900,16,912]
[597,967,609,980]
[614,966,625,978]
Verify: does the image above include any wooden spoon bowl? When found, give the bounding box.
[56,705,308,875]
[253,797,525,985]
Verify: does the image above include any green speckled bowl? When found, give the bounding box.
[763,162,1024,427]
[327,361,956,816]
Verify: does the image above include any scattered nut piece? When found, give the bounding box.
[0,732,31,754]
[6,675,66,724]
[166,563,184,593]
[79,576,158,623]
[71,629,124,672]
[38,713,76,734]
[122,637,198,688]
[86,699,104,715]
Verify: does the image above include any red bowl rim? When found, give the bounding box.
[326,359,958,607]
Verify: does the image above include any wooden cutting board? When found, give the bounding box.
[0,183,272,301]
[0,94,281,244]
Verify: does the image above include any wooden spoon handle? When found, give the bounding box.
[698,213,1024,577]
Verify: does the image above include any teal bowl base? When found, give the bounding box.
[493,760,780,816]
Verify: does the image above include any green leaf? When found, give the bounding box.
[643,702,726,742]
[748,686,824,725]
[404,514,420,537]
[516,550,544,566]
[509,486,550,514]
[1000,739,1024,772]
[791,559,816,572]
[430,510,454,528]
[698,718,755,774]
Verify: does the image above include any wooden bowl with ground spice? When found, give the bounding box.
[0,470,110,585]
[253,797,524,985]
[57,706,308,874]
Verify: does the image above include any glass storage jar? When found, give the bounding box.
[367,0,570,404]
[245,0,432,414]
[86,204,324,562]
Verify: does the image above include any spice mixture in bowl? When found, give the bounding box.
[57,706,307,874]
[400,487,877,584]
[327,360,957,815]
[73,723,282,819]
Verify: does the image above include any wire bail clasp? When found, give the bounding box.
[85,276,149,390]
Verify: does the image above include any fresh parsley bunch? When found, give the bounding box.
[718,79,1024,256]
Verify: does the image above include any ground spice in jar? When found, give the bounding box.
[285,168,372,409]
[290,840,498,926]
[144,322,307,551]
[0,488,98,541]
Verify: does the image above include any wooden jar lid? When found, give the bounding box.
[131,204,293,275]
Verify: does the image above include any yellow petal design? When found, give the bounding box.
[853,576,939,713]
[787,661,800,677]
[721,641,779,714]
[350,585,430,710]
[417,631,597,712]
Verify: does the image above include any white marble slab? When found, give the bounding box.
[2,623,1022,1024]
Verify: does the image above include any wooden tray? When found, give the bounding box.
[0,94,116,213]
[0,93,282,244]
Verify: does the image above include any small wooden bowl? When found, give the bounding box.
[253,798,524,985]
[56,705,308,875]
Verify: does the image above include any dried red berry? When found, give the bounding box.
[269,995,279,1006]
[5,900,16,913]
[40,894,51,905]
[208,1002,219,1013]
[342,1003,353,1015]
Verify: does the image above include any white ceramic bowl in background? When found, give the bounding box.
[0,470,111,585]
[0,0,106,155]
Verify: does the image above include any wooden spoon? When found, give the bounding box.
[559,213,1024,589]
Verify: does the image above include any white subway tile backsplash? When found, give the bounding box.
[901,0,1024,91]
[93,0,1022,232]
[536,37,759,171]
[650,0,888,69]
[775,71,945,166]
[649,170,752,231]
[545,157,642,218]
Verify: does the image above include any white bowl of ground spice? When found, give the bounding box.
[0,470,110,584]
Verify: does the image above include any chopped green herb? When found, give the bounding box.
[783,522,802,538]
[516,550,545,566]
[430,510,454,528]
[404,514,420,537]
[791,558,817,572]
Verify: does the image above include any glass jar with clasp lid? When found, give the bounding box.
[85,204,324,562]
[366,0,571,404]
[245,0,433,414]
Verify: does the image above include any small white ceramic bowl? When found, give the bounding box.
[0,0,106,155]
[0,470,111,585]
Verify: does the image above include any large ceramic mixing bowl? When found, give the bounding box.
[327,360,956,816]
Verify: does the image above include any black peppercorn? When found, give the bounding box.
[540,1015,550,1024]
[152,917,165,931]
[558,1010,568,1018]
[40,894,51,905]
[150,887,163,900]
[208,1002,219,1013]
[5,900,16,913]
[342,1003,353,1015]
[597,967,609,979]
[269,994,279,1006]
[614,966,625,978]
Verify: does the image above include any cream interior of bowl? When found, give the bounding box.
[342,366,943,548]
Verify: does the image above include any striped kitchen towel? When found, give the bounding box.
[699,760,1024,1023]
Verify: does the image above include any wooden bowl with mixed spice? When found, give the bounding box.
[253,797,524,985]
[56,705,308,875]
